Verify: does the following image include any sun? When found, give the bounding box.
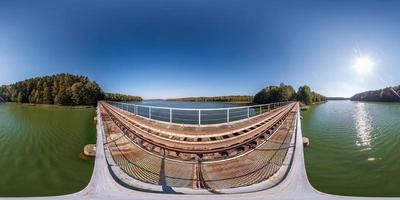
[353,56,374,75]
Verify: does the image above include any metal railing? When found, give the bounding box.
[106,101,291,126]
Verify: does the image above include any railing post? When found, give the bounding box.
[227,109,230,123]
[259,105,262,114]
[247,107,250,118]
[170,108,172,124]
[149,107,152,119]
[198,110,201,125]
[135,105,137,115]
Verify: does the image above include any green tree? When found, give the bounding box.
[281,84,296,101]
[42,82,52,104]
[297,85,312,105]
[84,82,102,105]
[17,92,23,103]
[71,82,85,105]
[253,83,296,104]
[29,90,36,103]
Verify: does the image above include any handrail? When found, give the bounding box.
[105,101,292,126]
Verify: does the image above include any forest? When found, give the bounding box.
[104,93,142,102]
[0,74,142,105]
[253,83,326,105]
[350,86,400,102]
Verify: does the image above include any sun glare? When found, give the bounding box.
[353,56,374,75]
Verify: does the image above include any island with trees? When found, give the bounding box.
[253,83,326,105]
[0,73,142,106]
[350,86,400,102]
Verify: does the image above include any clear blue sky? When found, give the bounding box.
[0,0,399,99]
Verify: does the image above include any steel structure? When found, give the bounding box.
[107,101,291,126]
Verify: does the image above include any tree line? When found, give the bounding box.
[167,95,253,102]
[104,93,142,102]
[253,83,326,105]
[0,73,142,105]
[350,86,400,102]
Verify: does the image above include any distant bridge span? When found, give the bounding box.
[0,102,394,200]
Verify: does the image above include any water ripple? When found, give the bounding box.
[353,103,374,147]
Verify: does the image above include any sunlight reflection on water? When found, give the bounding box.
[353,103,373,147]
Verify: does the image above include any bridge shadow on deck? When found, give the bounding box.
[159,157,177,194]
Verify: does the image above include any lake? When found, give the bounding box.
[0,104,96,196]
[302,100,400,197]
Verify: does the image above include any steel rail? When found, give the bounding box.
[106,100,291,126]
[100,102,296,155]
[108,101,289,111]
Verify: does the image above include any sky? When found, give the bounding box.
[0,0,400,99]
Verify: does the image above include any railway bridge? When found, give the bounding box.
[1,101,392,200]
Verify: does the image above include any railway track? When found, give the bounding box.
[100,102,297,161]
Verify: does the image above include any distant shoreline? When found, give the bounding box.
[350,85,400,102]
[350,100,400,103]
[326,97,350,100]
[167,100,253,104]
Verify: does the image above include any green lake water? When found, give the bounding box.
[302,100,400,197]
[0,103,96,197]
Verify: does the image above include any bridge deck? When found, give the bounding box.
[97,102,299,191]
[100,102,297,160]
